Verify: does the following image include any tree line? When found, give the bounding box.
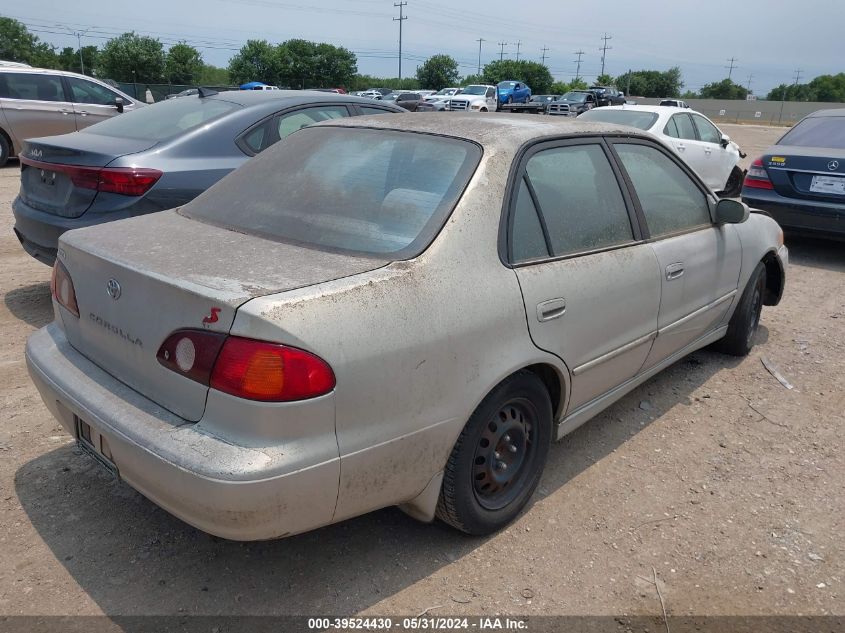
[3,16,844,101]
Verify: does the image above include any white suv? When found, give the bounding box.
[0,67,140,166]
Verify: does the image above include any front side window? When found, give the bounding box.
[67,77,120,105]
[0,73,65,102]
[614,143,711,237]
[516,144,634,258]
[276,105,349,139]
[182,127,481,258]
[692,114,721,144]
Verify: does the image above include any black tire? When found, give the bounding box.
[719,165,745,198]
[715,262,766,356]
[436,371,553,535]
[0,133,10,168]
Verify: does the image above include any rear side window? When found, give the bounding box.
[80,96,241,141]
[520,144,633,257]
[182,127,481,258]
[778,116,845,149]
[0,73,65,101]
[692,114,721,144]
[615,143,711,236]
[511,178,549,262]
[276,105,349,139]
[67,77,120,105]
[360,106,396,115]
[669,113,696,140]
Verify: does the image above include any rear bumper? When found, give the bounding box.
[742,189,845,239]
[25,323,340,540]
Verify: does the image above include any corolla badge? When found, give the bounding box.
[106,278,122,300]
[828,160,839,171]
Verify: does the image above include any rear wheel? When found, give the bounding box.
[715,262,765,356]
[436,371,552,535]
[0,133,10,168]
[719,165,745,198]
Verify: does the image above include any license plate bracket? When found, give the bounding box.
[76,417,119,478]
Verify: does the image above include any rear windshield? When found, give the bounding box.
[778,116,845,149]
[181,126,482,258]
[578,109,659,130]
[80,97,241,141]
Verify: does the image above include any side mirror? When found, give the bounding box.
[720,133,730,148]
[619,92,625,97]
[114,97,124,113]
[715,198,749,224]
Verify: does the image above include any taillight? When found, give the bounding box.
[211,338,336,402]
[744,158,774,190]
[51,260,79,317]
[156,332,336,402]
[20,157,161,197]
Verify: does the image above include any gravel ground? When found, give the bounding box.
[0,124,842,622]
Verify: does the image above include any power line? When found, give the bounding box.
[393,1,408,80]
[514,40,521,61]
[498,41,508,61]
[573,50,584,82]
[745,73,753,94]
[725,56,738,80]
[540,46,549,65]
[793,68,803,85]
[599,33,612,76]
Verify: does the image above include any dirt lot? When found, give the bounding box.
[0,124,843,623]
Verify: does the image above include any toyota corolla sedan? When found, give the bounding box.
[13,90,403,265]
[742,108,845,240]
[578,105,746,196]
[26,114,787,540]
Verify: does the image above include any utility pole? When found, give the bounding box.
[498,42,508,61]
[626,68,632,96]
[599,33,612,76]
[540,46,549,65]
[56,25,90,75]
[393,2,407,80]
[573,50,584,82]
[476,38,485,76]
[778,69,802,124]
[745,73,753,95]
[515,40,522,61]
[793,68,803,86]
[725,57,738,80]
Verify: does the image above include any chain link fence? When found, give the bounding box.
[112,83,236,102]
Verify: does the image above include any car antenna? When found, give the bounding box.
[197,87,218,98]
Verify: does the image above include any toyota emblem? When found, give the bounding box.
[106,279,122,300]
[828,160,839,171]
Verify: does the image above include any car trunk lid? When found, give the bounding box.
[763,147,845,203]
[57,210,388,422]
[18,135,158,218]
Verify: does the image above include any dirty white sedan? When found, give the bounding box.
[27,114,787,540]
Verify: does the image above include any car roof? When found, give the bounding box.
[807,108,845,118]
[199,89,394,108]
[316,112,655,148]
[597,104,694,115]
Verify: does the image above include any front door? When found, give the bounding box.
[508,140,660,413]
[611,141,741,367]
[66,76,135,129]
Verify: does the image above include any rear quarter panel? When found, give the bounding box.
[230,144,569,521]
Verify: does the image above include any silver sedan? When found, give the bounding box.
[26,114,788,540]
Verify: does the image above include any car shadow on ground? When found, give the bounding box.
[785,234,845,273]
[3,281,52,328]
[15,345,738,622]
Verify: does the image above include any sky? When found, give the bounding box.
[8,0,845,96]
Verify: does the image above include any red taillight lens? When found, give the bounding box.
[744,158,774,190]
[211,337,336,402]
[51,260,79,317]
[20,157,161,197]
[156,329,227,385]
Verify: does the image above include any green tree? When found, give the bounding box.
[699,78,748,100]
[99,32,165,82]
[614,67,683,97]
[276,39,357,89]
[482,60,554,94]
[165,42,203,84]
[461,73,485,86]
[0,17,57,67]
[57,45,99,76]
[595,73,614,85]
[228,39,280,85]
[550,78,588,94]
[416,54,460,90]
[197,64,230,86]
[806,73,845,102]
[348,75,419,91]
[681,90,698,99]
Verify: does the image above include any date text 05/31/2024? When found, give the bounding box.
[307,617,529,630]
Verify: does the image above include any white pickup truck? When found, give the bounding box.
[444,85,498,112]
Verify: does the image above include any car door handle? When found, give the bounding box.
[676,143,685,151]
[78,110,88,116]
[59,108,72,115]
[536,298,566,322]
[665,263,685,280]
[704,147,712,154]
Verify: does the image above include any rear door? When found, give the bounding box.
[611,140,741,368]
[690,112,733,190]
[0,72,76,141]
[65,76,136,128]
[510,139,660,413]
[663,112,710,184]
